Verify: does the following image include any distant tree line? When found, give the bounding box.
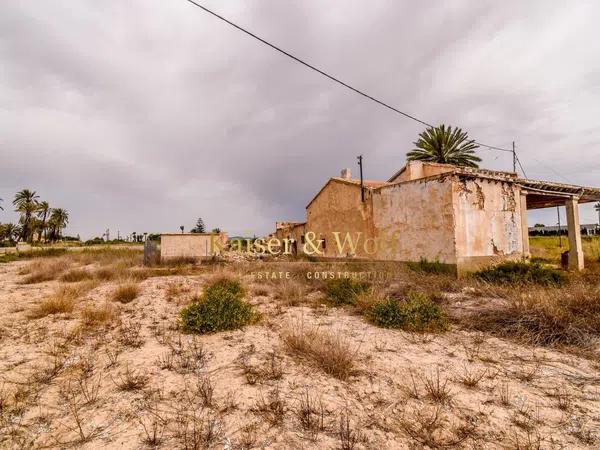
[0,190,69,246]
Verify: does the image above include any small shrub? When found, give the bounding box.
[407,258,455,275]
[179,278,256,334]
[368,292,449,332]
[112,283,140,304]
[475,261,566,286]
[324,278,370,306]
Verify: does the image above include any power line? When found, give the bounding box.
[515,154,528,179]
[182,0,515,153]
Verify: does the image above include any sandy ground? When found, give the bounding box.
[0,259,599,449]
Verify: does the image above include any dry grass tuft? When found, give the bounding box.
[463,282,600,349]
[282,323,358,380]
[28,285,83,318]
[94,266,117,281]
[60,268,93,283]
[20,258,69,284]
[80,303,119,327]
[275,279,307,306]
[112,282,140,304]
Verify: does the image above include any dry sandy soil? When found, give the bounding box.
[0,252,599,449]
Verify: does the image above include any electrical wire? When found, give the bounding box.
[182,0,516,153]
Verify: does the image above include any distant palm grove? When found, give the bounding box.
[0,190,69,245]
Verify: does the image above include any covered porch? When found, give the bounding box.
[518,179,600,270]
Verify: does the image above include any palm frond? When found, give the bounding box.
[407,124,481,168]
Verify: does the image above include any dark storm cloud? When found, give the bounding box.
[2,0,600,237]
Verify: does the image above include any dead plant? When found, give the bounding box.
[338,411,363,450]
[282,323,358,380]
[252,387,286,426]
[113,364,149,391]
[423,367,453,404]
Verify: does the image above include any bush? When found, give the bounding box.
[368,292,449,332]
[180,278,256,334]
[205,277,245,299]
[475,261,567,286]
[407,258,455,275]
[324,278,370,306]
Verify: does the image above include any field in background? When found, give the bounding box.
[0,247,599,448]
[529,235,600,263]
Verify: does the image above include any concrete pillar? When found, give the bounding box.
[565,197,584,270]
[520,193,530,258]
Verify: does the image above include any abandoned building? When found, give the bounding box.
[274,161,600,274]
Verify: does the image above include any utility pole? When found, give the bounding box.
[357,155,364,202]
[557,206,562,248]
[512,141,516,173]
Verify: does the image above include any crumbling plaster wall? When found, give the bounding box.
[305,180,374,257]
[372,177,457,263]
[452,177,523,272]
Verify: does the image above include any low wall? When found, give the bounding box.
[160,233,227,261]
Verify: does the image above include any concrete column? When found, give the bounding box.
[519,193,530,258]
[565,197,584,270]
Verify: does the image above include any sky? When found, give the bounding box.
[1,0,600,239]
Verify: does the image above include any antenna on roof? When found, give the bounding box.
[357,155,364,202]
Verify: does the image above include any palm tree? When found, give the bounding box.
[36,201,50,242]
[1,223,20,244]
[13,189,39,242]
[0,197,3,211]
[48,208,69,242]
[406,124,481,168]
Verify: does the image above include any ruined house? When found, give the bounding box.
[274,161,600,274]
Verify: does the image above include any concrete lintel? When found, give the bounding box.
[565,197,584,270]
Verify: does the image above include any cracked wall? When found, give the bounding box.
[452,177,523,272]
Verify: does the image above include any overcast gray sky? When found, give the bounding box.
[1,0,600,238]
